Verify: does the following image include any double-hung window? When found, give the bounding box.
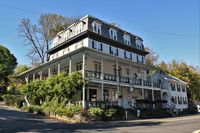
[92,21,101,34]
[123,34,131,45]
[109,28,117,40]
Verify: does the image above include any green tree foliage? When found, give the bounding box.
[157,60,200,102]
[20,72,85,105]
[15,65,29,75]
[0,45,17,85]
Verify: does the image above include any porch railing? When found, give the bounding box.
[119,76,129,83]
[143,80,152,86]
[85,70,160,88]
[85,101,118,109]
[103,73,116,81]
[85,70,101,79]
[132,79,142,85]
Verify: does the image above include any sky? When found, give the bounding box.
[0,0,199,67]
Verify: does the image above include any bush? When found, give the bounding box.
[103,108,117,120]
[179,108,198,115]
[88,107,103,117]
[2,94,16,106]
[22,105,44,115]
[140,109,171,118]
[15,96,25,108]
[80,109,89,117]
[102,106,125,120]
[2,94,25,108]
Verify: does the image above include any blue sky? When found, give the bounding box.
[0,0,199,67]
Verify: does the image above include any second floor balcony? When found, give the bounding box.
[85,70,161,88]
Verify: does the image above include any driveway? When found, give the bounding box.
[0,103,200,133]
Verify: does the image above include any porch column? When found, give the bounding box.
[48,67,51,78]
[142,88,144,99]
[87,88,89,101]
[25,75,29,84]
[57,63,60,75]
[152,89,155,109]
[116,59,120,106]
[69,57,72,74]
[82,51,86,108]
[33,73,35,81]
[101,56,104,101]
[141,65,144,99]
[39,71,43,80]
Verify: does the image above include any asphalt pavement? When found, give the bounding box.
[0,102,200,133]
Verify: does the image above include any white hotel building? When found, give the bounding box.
[18,15,188,110]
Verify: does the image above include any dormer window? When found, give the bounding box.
[76,22,84,34]
[136,39,143,50]
[123,34,131,45]
[109,28,117,40]
[92,21,101,34]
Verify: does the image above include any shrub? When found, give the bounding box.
[22,105,44,115]
[2,94,25,108]
[104,108,117,120]
[68,105,82,114]
[2,94,16,106]
[88,107,103,117]
[80,109,89,117]
[15,96,25,108]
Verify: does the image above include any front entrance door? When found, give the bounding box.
[89,89,97,101]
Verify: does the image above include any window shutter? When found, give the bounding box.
[92,40,95,49]
[100,43,103,51]
[116,49,118,56]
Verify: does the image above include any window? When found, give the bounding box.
[115,48,118,56]
[92,21,101,34]
[182,85,186,92]
[123,34,131,45]
[136,39,142,50]
[124,51,127,59]
[94,63,101,72]
[171,83,176,91]
[178,97,182,104]
[126,69,129,76]
[76,22,84,34]
[110,46,118,56]
[177,84,181,92]
[109,28,117,40]
[137,55,143,63]
[109,46,114,55]
[76,63,82,71]
[130,53,132,60]
[92,40,103,51]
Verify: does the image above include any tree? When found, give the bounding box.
[145,47,159,66]
[18,14,80,66]
[157,61,169,73]
[157,60,200,104]
[20,72,85,105]
[15,65,30,75]
[0,45,17,85]
[7,65,30,92]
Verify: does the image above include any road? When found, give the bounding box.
[0,103,200,133]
